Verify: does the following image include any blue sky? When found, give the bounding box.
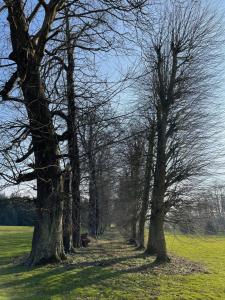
[1,0,225,195]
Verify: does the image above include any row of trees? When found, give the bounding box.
[173,185,225,235]
[0,0,149,266]
[0,193,35,226]
[113,1,221,262]
[0,0,223,265]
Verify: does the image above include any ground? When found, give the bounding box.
[0,227,225,299]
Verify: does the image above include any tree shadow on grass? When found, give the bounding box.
[0,257,159,300]
[0,252,147,276]
[0,229,160,299]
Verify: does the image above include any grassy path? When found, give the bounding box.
[0,227,225,299]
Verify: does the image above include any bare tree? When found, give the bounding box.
[0,0,149,264]
[0,0,71,266]
[41,0,150,246]
[138,0,222,262]
[137,121,155,249]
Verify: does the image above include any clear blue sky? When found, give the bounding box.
[1,0,225,196]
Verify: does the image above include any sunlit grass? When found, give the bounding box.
[161,234,225,300]
[0,226,225,299]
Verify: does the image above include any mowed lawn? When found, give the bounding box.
[0,227,225,300]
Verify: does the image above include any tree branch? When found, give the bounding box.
[0,72,18,100]
[17,171,36,183]
[16,147,34,163]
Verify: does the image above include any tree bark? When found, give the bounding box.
[22,66,66,266]
[146,210,168,263]
[145,111,170,262]
[4,0,67,266]
[145,212,159,255]
[88,155,99,237]
[63,166,74,253]
[128,140,143,243]
[131,217,137,240]
[65,7,81,248]
[138,125,155,249]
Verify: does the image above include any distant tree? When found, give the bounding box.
[113,125,145,242]
[0,193,35,226]
[173,185,225,235]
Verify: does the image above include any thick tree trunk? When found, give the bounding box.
[22,67,65,266]
[146,111,169,263]
[145,213,159,255]
[154,213,169,263]
[28,189,65,266]
[138,125,155,249]
[146,210,169,262]
[4,0,67,266]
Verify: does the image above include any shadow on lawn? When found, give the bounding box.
[0,256,157,299]
[0,229,159,299]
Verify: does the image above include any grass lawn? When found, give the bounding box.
[0,227,225,299]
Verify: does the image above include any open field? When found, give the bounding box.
[0,226,225,299]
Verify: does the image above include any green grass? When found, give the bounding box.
[164,234,225,299]
[0,227,225,299]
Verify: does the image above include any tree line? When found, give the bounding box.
[0,0,223,265]
[0,193,35,226]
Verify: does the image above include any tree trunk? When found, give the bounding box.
[63,166,74,253]
[129,147,142,244]
[29,205,65,266]
[145,111,169,262]
[98,177,110,234]
[138,125,155,249]
[138,217,146,249]
[72,176,81,247]
[65,7,81,248]
[146,209,169,262]
[154,212,169,263]
[22,66,65,266]
[131,217,137,240]
[145,213,159,255]
[86,120,99,238]
[88,156,99,237]
[4,0,67,266]
[146,215,169,262]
